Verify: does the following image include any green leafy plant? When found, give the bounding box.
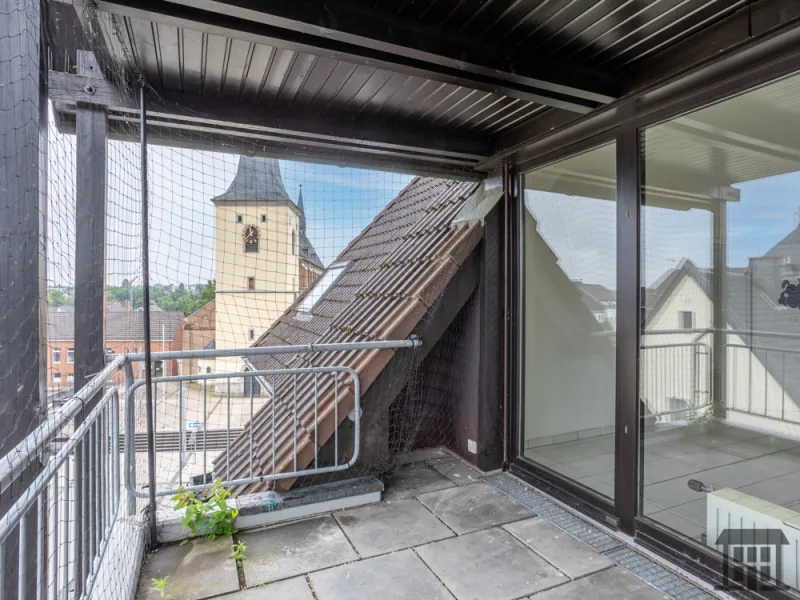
[152,577,177,600]
[229,540,247,568]
[172,478,239,543]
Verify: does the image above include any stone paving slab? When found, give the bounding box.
[136,536,240,600]
[416,527,567,600]
[239,515,358,586]
[382,462,456,501]
[429,457,483,485]
[527,566,670,599]
[310,549,455,600]
[504,517,613,579]
[334,498,454,557]
[222,577,314,599]
[417,482,534,534]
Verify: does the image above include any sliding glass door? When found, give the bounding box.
[521,143,617,500]
[639,72,800,591]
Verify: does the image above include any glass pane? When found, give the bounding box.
[640,72,800,591]
[523,143,617,499]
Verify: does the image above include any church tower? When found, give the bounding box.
[211,156,320,389]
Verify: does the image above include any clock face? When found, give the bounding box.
[242,225,258,244]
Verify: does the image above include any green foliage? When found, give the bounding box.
[47,288,74,307]
[105,280,215,316]
[172,478,239,542]
[229,540,247,568]
[151,577,178,600]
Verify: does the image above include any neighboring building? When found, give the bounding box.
[573,281,617,328]
[211,157,322,390]
[47,306,184,389]
[182,299,216,376]
[642,225,800,429]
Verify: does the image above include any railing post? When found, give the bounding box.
[124,361,137,516]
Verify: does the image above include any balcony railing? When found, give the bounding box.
[0,339,419,600]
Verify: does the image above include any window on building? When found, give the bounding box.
[67,373,74,383]
[249,328,255,341]
[105,347,112,355]
[297,262,351,315]
[52,372,61,383]
[66,348,75,363]
[260,214,266,223]
[236,214,243,223]
[247,277,255,291]
[52,348,61,363]
[679,311,694,330]
[292,230,297,255]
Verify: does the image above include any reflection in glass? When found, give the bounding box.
[523,143,616,498]
[640,73,800,590]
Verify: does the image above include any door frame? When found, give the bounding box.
[505,18,800,600]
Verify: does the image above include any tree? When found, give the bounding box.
[48,288,73,307]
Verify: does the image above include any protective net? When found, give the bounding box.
[1,0,493,598]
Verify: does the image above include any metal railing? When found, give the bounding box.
[0,388,120,600]
[0,338,419,600]
[640,340,711,420]
[123,365,360,502]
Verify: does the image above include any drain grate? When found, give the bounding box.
[486,474,718,600]
[486,474,622,553]
[605,547,717,600]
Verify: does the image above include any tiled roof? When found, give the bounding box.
[47,307,184,342]
[213,176,483,493]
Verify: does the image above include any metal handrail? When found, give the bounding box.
[123,365,361,499]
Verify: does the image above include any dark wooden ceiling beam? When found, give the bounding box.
[49,70,489,175]
[79,0,617,113]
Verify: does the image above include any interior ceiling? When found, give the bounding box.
[46,0,797,177]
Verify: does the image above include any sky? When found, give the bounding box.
[47,118,800,293]
[47,122,413,288]
[525,171,800,291]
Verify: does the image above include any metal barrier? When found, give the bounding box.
[640,341,712,420]
[0,388,120,600]
[123,365,360,501]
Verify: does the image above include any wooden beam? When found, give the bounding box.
[49,70,491,172]
[76,0,616,113]
[0,0,46,596]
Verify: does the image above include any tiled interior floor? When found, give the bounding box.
[136,449,689,600]
[525,421,800,542]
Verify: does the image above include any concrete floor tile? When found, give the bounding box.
[416,528,566,600]
[382,462,456,501]
[527,566,669,599]
[670,449,743,469]
[398,448,448,464]
[417,483,534,534]
[239,516,358,586]
[647,509,706,541]
[334,498,454,557]
[642,458,702,483]
[504,518,613,579]
[136,536,240,600]
[430,457,483,485]
[643,478,701,509]
[223,577,314,599]
[310,549,454,600]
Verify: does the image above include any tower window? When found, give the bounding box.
[247,277,255,290]
[243,225,259,252]
[249,328,255,341]
[260,214,266,223]
[236,214,243,223]
[292,230,296,255]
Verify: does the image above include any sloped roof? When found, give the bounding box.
[646,258,800,409]
[213,176,483,493]
[47,307,184,342]
[211,157,291,203]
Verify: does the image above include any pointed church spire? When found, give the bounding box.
[297,184,307,234]
[210,156,291,203]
